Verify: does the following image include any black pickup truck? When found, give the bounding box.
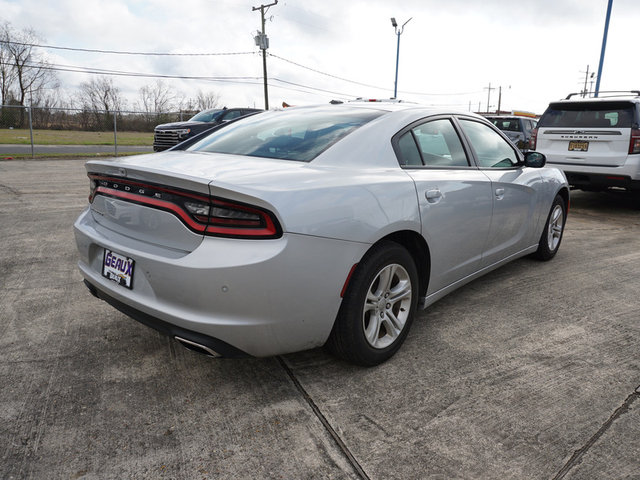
[153,107,262,151]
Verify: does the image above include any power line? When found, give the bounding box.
[10,58,482,104]
[0,60,261,82]
[271,78,360,98]
[269,52,482,97]
[0,39,256,57]
[1,56,481,107]
[0,60,357,98]
[3,39,483,98]
[268,52,386,91]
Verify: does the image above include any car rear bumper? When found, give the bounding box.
[74,208,367,357]
[83,279,248,357]
[562,172,640,191]
[547,155,640,190]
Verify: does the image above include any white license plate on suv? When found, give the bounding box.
[102,249,135,289]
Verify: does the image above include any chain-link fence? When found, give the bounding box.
[0,104,197,158]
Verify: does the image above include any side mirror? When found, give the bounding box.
[523,151,546,168]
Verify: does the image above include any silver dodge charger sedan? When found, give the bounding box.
[74,102,569,366]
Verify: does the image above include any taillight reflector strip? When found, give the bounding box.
[340,263,359,298]
[88,174,281,239]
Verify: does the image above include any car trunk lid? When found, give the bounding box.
[84,151,308,249]
[85,153,215,252]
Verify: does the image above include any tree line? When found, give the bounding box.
[0,22,222,131]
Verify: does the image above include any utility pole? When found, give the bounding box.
[595,0,613,97]
[253,1,277,110]
[484,82,495,113]
[497,85,511,113]
[582,65,590,97]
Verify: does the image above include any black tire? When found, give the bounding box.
[532,194,566,261]
[326,241,419,366]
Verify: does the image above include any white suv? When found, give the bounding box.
[532,91,640,192]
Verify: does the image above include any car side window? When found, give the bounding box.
[459,119,519,168]
[397,119,469,167]
[398,132,423,166]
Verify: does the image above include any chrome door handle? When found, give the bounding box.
[495,188,505,200]
[425,189,443,203]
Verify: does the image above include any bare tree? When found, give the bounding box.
[171,89,221,121]
[195,90,221,110]
[0,23,18,105]
[174,92,196,117]
[77,76,126,130]
[137,80,175,113]
[135,80,176,126]
[1,23,58,109]
[30,86,66,128]
[78,76,125,112]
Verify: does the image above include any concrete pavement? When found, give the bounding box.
[0,159,638,479]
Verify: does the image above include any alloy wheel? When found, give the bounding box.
[547,204,564,252]
[362,263,412,349]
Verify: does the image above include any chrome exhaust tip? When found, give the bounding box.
[174,336,221,357]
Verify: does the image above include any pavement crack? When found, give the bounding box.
[0,182,22,196]
[277,356,370,480]
[552,386,640,480]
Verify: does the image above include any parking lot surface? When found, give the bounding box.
[1,158,639,479]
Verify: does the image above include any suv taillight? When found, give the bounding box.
[88,174,282,239]
[530,127,538,150]
[629,128,640,154]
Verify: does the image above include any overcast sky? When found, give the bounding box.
[1,0,638,114]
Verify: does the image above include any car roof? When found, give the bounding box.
[199,107,255,114]
[281,101,480,117]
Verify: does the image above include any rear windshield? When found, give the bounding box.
[186,107,383,161]
[488,118,522,132]
[538,101,636,128]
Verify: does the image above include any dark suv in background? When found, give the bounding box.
[153,107,262,151]
[485,114,538,152]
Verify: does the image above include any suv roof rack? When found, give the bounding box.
[565,90,640,100]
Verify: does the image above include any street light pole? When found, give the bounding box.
[595,0,613,97]
[391,17,412,99]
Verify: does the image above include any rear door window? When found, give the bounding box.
[493,119,522,132]
[538,101,635,128]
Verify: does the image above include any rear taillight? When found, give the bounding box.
[530,127,538,150]
[89,177,97,202]
[88,174,281,239]
[629,128,640,154]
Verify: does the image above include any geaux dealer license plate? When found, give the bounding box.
[102,249,135,289]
